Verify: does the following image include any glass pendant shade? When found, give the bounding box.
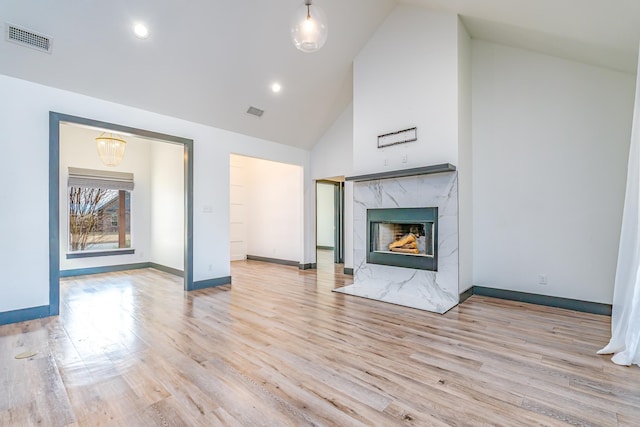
[290,1,328,53]
[95,132,127,167]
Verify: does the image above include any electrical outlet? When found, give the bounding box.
[208,264,213,271]
[538,274,548,285]
[384,158,389,166]
[401,154,408,163]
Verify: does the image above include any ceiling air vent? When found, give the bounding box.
[246,106,264,117]
[5,23,52,53]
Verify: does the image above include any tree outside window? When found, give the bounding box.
[68,187,131,251]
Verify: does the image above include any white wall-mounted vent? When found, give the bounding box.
[5,23,52,53]
[246,106,264,117]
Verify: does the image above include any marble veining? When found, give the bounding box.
[334,171,459,314]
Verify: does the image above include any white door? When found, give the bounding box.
[230,154,247,261]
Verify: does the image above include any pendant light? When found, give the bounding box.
[290,0,328,53]
[95,132,127,167]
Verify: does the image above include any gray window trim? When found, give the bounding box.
[66,249,136,259]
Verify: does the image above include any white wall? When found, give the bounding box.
[472,41,635,303]
[150,142,184,271]
[245,157,303,263]
[311,103,355,268]
[59,125,152,271]
[311,103,353,268]
[311,103,354,180]
[0,74,311,313]
[457,19,473,292]
[353,5,460,174]
[316,183,335,248]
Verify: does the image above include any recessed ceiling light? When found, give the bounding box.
[133,23,149,39]
[271,83,282,93]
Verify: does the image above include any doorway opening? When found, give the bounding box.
[229,154,304,267]
[316,178,345,271]
[49,112,194,316]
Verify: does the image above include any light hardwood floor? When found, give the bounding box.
[1,258,639,426]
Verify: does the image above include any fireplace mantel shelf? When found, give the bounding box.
[345,163,456,182]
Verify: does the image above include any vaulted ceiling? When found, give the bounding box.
[2,1,639,149]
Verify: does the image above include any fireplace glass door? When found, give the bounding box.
[367,207,438,271]
[372,222,434,257]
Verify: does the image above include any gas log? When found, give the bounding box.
[389,234,419,253]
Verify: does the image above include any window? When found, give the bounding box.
[67,168,134,254]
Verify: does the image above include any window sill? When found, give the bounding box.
[66,249,135,259]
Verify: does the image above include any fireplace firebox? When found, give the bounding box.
[367,207,438,271]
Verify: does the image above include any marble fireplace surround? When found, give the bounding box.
[334,164,459,314]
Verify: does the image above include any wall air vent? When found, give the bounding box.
[5,23,52,53]
[246,106,264,117]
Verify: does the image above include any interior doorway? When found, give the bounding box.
[229,154,304,267]
[49,112,194,316]
[316,178,345,268]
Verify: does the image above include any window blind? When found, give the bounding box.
[68,167,134,191]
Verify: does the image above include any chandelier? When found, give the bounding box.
[95,132,127,167]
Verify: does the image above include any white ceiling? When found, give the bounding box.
[412,0,640,73]
[2,0,639,150]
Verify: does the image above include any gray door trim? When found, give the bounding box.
[49,112,195,317]
[315,180,345,265]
